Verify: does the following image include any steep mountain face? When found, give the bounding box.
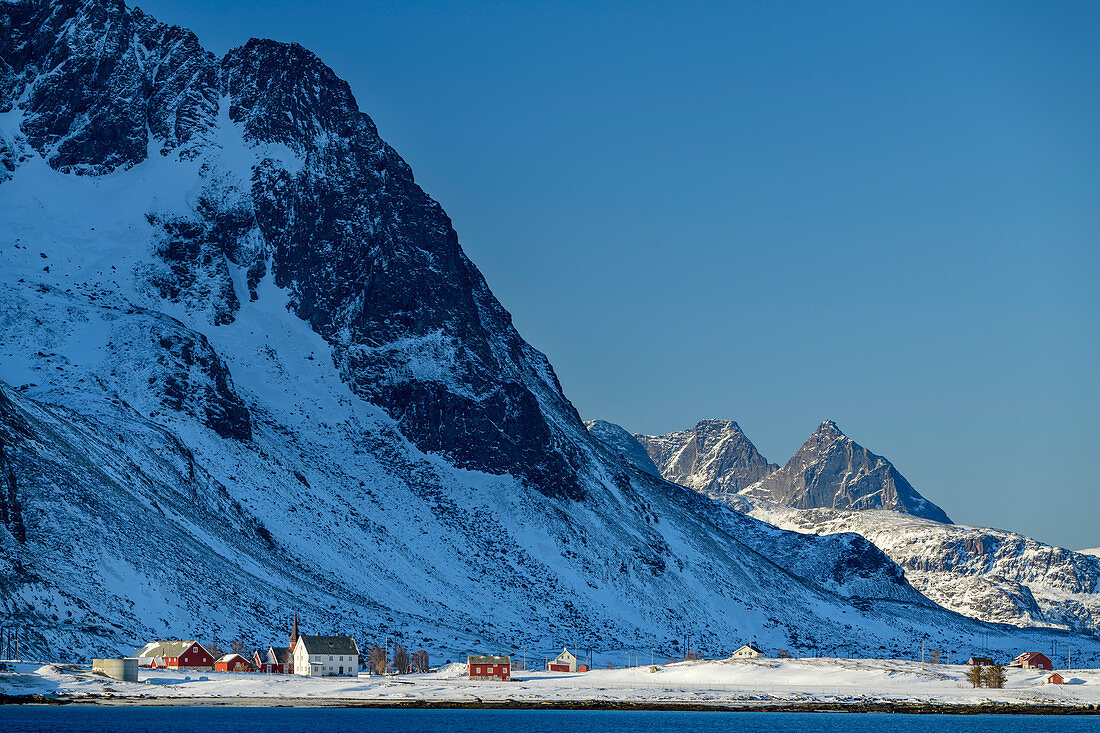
[1,0,583,499]
[584,420,661,477]
[2,0,1098,664]
[635,419,777,499]
[741,420,952,524]
[734,497,1100,635]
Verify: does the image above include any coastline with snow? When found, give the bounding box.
[3,658,1099,712]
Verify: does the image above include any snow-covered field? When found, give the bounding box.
[2,658,1097,707]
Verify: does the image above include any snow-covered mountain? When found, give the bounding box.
[2,0,1097,664]
[634,419,778,499]
[741,420,952,523]
[734,498,1100,635]
[1083,549,1100,559]
[584,420,661,477]
[616,417,1098,635]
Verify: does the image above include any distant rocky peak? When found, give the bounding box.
[741,420,952,524]
[814,419,844,438]
[635,418,777,499]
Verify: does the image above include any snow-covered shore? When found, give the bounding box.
[2,658,1098,708]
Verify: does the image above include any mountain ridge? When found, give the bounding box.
[2,0,1097,664]
[634,418,778,499]
[740,419,953,524]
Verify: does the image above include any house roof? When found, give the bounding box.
[216,654,248,664]
[268,646,293,664]
[297,636,359,656]
[1013,652,1050,663]
[468,655,511,665]
[737,643,763,653]
[134,640,206,659]
[554,648,577,661]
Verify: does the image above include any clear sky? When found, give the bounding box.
[137,0,1098,550]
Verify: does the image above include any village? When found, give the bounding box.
[0,613,1065,707]
[3,615,1098,710]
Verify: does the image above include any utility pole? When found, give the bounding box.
[921,641,925,664]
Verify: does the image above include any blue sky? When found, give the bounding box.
[139,1,1098,549]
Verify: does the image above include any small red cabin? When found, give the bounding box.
[467,655,511,681]
[1009,652,1053,671]
[1047,672,1064,685]
[215,653,251,672]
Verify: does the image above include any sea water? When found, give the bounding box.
[2,708,1099,733]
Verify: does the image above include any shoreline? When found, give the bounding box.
[3,694,1100,714]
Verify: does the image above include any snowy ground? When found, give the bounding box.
[2,658,1097,707]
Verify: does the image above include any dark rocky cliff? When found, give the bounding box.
[2,0,585,498]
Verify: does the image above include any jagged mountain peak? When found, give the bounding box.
[635,418,777,499]
[741,421,952,524]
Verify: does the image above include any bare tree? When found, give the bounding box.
[207,640,223,658]
[966,664,984,688]
[928,648,942,665]
[411,649,429,673]
[393,645,409,674]
[230,639,245,655]
[777,649,792,659]
[982,664,1006,689]
[367,644,388,676]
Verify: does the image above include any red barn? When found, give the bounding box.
[1047,672,1065,685]
[133,641,214,671]
[215,653,251,672]
[1009,652,1053,671]
[467,655,511,681]
[268,646,293,674]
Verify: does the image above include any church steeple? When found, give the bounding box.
[289,611,299,651]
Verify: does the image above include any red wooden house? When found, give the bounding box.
[1009,652,1053,671]
[133,641,214,671]
[1047,672,1065,684]
[467,655,511,681]
[215,653,251,672]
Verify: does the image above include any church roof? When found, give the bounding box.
[297,635,360,656]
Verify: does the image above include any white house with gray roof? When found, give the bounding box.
[291,635,360,677]
[731,642,764,659]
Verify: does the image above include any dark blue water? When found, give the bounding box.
[2,708,1099,733]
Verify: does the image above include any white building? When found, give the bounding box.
[731,643,763,659]
[548,647,579,672]
[291,635,360,677]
